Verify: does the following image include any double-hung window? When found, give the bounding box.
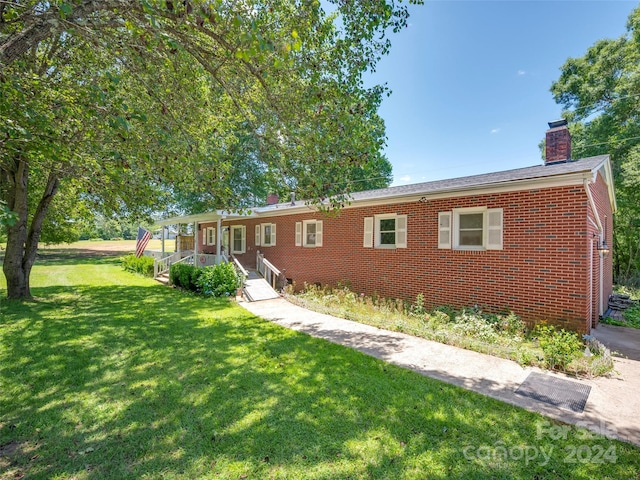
[363,214,407,249]
[231,225,246,254]
[438,207,503,250]
[256,223,276,247]
[295,220,323,247]
[206,227,216,246]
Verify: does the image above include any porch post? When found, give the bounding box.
[177,224,181,253]
[161,226,165,255]
[194,222,199,256]
[216,218,222,262]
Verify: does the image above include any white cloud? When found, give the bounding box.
[490,128,500,134]
[517,70,526,76]
[400,175,411,182]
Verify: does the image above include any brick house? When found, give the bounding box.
[161,121,616,333]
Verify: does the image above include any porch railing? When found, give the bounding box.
[256,250,281,290]
[154,252,182,278]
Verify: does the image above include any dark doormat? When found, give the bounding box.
[515,372,591,413]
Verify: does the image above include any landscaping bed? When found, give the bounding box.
[285,284,615,377]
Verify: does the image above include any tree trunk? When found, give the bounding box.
[1,1,110,71]
[3,156,30,299]
[2,157,59,299]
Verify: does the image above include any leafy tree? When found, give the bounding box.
[550,5,640,283]
[1,0,415,299]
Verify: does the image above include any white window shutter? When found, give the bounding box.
[396,215,407,248]
[487,208,503,250]
[241,225,246,253]
[363,217,373,248]
[255,225,261,246]
[271,224,276,246]
[295,222,302,246]
[438,212,451,249]
[202,229,206,244]
[315,221,323,247]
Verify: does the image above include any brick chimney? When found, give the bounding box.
[545,119,572,165]
[266,193,279,205]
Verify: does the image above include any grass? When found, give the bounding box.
[0,251,639,478]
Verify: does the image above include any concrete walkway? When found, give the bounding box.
[239,297,640,447]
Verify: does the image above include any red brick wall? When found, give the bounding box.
[588,170,615,328]
[199,184,607,333]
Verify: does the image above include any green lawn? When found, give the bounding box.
[1,252,639,479]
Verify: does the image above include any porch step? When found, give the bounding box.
[155,273,170,285]
[243,270,280,302]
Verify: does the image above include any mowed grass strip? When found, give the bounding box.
[0,253,639,479]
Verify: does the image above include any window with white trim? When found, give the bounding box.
[261,223,276,247]
[231,225,246,254]
[206,227,216,246]
[363,214,407,249]
[296,220,323,247]
[438,208,503,250]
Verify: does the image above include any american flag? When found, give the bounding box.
[135,227,152,258]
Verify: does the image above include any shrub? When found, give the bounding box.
[423,309,450,328]
[121,254,154,277]
[410,293,426,317]
[534,324,582,370]
[450,310,499,344]
[196,262,242,297]
[170,263,201,291]
[497,312,527,337]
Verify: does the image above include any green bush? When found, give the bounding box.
[535,324,582,370]
[450,311,500,344]
[196,262,242,297]
[121,254,154,277]
[170,263,201,291]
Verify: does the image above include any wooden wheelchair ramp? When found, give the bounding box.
[244,270,280,302]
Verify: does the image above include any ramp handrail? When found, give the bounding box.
[256,250,281,290]
[231,255,249,278]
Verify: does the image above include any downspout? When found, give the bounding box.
[584,179,605,321]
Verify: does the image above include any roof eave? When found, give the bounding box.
[340,170,597,209]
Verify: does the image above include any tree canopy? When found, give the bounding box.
[1,0,415,299]
[550,5,640,282]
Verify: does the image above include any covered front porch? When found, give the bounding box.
[151,211,229,279]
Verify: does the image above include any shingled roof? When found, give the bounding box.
[348,154,610,202]
[155,154,614,226]
[253,154,612,214]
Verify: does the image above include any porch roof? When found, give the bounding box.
[153,212,224,228]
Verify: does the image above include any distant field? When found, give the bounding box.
[39,239,166,253]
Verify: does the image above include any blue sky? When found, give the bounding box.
[366,1,638,186]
